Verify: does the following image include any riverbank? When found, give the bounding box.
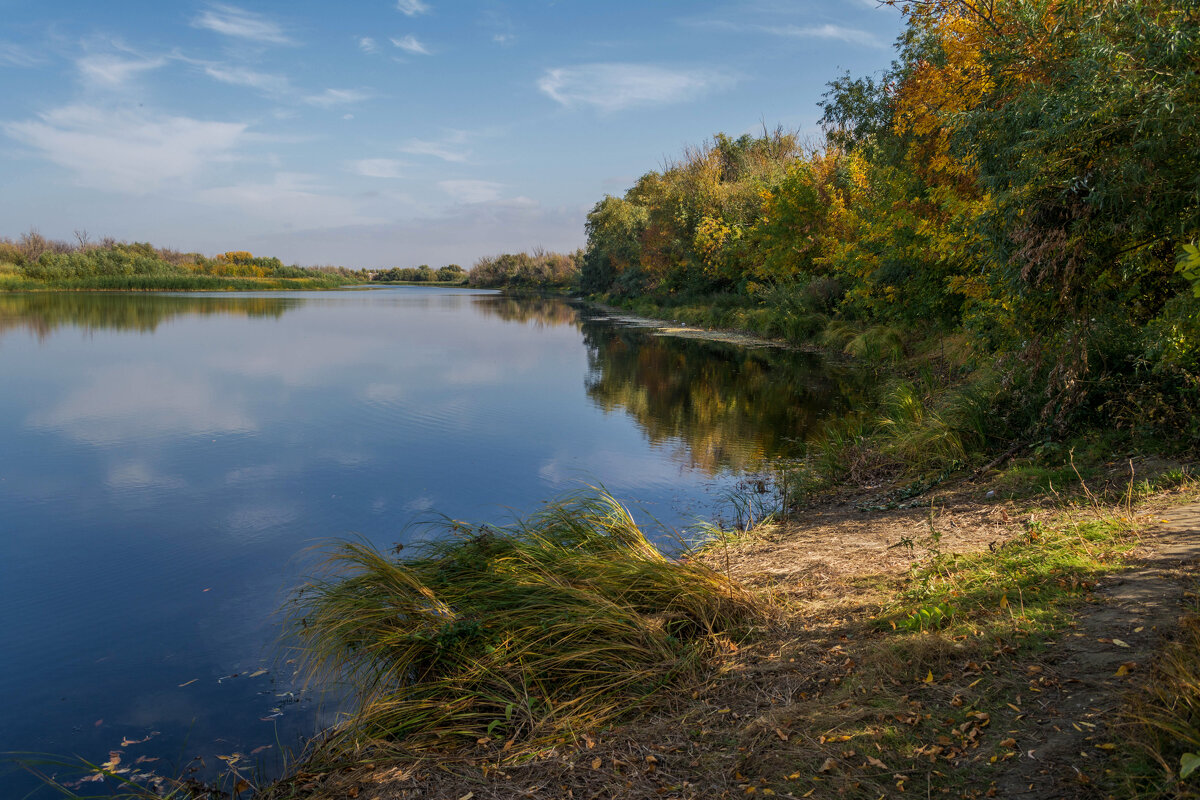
[246,457,1200,800]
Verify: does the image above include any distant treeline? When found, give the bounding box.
[467,248,582,291]
[0,232,367,291]
[575,0,1200,454]
[373,264,466,284]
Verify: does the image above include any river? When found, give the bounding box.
[0,288,853,794]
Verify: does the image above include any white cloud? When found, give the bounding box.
[78,54,166,88]
[192,4,292,44]
[0,41,46,67]
[538,63,732,112]
[694,19,886,48]
[390,35,431,55]
[396,0,430,16]
[350,158,405,178]
[196,172,372,229]
[2,105,247,193]
[399,130,471,162]
[438,180,502,204]
[203,64,291,95]
[493,33,515,45]
[754,22,885,47]
[358,36,379,54]
[304,88,372,107]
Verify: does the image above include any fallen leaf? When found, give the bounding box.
[924,670,935,684]
[999,738,1016,748]
[866,756,888,769]
[248,669,267,678]
[1096,743,1116,751]
[818,757,838,773]
[250,745,272,755]
[458,793,474,800]
[178,679,198,688]
[591,758,602,770]
[100,751,122,771]
[1112,639,1130,648]
[234,779,250,793]
[774,728,789,742]
[135,756,159,764]
[346,788,359,799]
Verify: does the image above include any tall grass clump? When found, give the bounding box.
[1123,614,1200,798]
[288,490,761,755]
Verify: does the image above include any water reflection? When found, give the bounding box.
[582,324,850,472]
[0,292,300,339]
[471,294,583,328]
[0,289,854,794]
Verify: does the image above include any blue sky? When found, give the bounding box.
[0,1,904,268]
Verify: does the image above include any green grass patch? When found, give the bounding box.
[287,490,763,756]
[882,514,1137,640]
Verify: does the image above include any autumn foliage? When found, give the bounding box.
[582,0,1200,443]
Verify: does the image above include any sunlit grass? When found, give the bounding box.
[287,490,763,755]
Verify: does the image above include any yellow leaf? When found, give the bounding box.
[924,670,935,684]
[999,594,1008,609]
[591,758,602,770]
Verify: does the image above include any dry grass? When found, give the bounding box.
[282,491,763,761]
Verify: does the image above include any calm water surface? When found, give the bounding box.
[0,288,851,793]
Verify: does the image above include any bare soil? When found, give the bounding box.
[274,484,1200,800]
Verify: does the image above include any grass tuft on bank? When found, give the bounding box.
[286,490,762,757]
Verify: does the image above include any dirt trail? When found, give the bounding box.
[994,504,1200,797]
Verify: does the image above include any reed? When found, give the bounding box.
[287,490,761,755]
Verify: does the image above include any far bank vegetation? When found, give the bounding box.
[468,247,582,291]
[0,231,365,291]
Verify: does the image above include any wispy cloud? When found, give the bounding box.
[304,88,373,107]
[77,54,166,88]
[538,63,732,112]
[399,130,471,163]
[760,22,885,47]
[697,19,886,48]
[480,9,516,46]
[439,179,502,204]
[197,172,371,228]
[358,36,379,54]
[0,41,45,67]
[396,0,430,16]
[204,64,291,95]
[3,105,246,193]
[390,35,431,55]
[192,4,292,45]
[350,158,405,178]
